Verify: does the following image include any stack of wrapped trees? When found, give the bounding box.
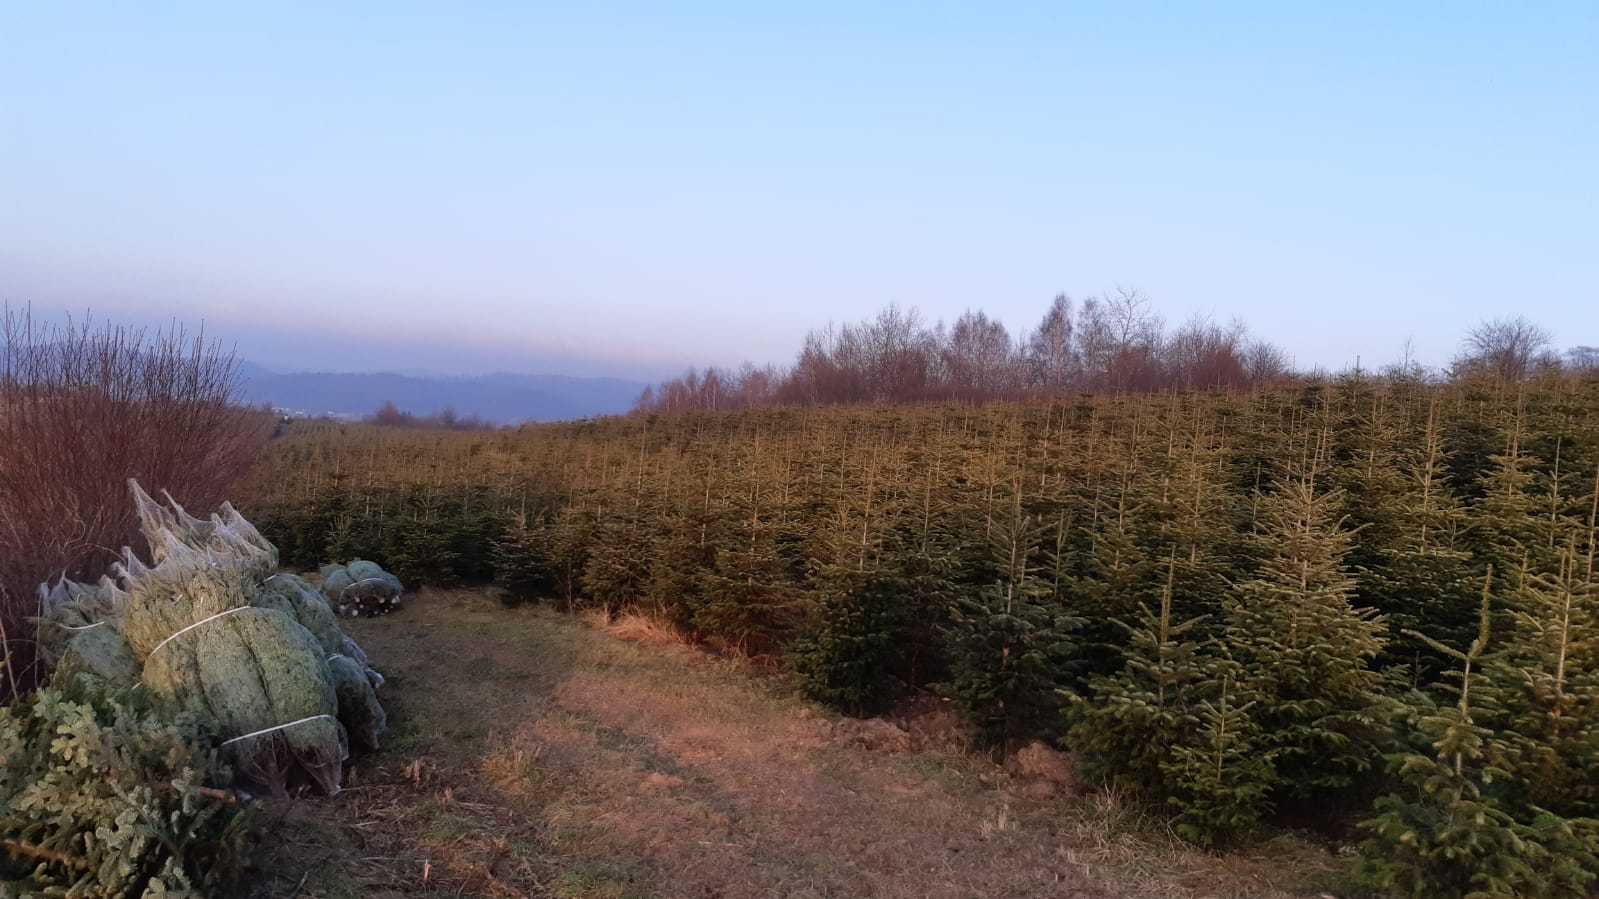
[318,559,406,618]
[33,481,388,796]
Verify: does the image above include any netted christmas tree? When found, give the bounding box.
[14,482,391,807]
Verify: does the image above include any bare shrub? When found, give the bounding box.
[1452,315,1553,382]
[0,305,269,698]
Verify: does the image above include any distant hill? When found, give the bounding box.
[235,363,645,423]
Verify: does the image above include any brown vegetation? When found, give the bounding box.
[0,306,268,698]
[635,293,1295,412]
[636,301,1595,415]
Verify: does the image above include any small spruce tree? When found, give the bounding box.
[1066,554,1209,793]
[1162,669,1275,848]
[492,510,554,606]
[1223,451,1389,801]
[944,497,1083,753]
[1359,576,1599,898]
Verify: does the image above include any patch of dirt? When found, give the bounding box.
[256,588,1339,898]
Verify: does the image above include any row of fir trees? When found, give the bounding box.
[240,372,1599,897]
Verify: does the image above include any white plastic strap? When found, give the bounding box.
[148,607,251,658]
[221,714,336,746]
[340,577,389,598]
[44,620,106,631]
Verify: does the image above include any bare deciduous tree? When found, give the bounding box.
[634,290,1300,413]
[1452,316,1553,382]
[1024,294,1077,392]
[1565,346,1599,375]
[942,310,1017,402]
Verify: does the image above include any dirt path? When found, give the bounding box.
[257,589,1334,899]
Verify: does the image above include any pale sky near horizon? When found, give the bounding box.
[2,3,1594,380]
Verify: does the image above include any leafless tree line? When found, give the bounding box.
[0,305,268,698]
[1449,315,1594,382]
[638,297,1592,414]
[635,289,1293,412]
[368,400,495,431]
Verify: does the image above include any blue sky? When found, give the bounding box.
[2,2,1594,378]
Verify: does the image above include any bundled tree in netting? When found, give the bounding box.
[33,575,136,689]
[1358,577,1599,898]
[1222,447,1389,804]
[121,552,348,798]
[31,481,393,800]
[317,558,406,618]
[0,681,253,896]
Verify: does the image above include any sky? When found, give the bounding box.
[2,2,1595,379]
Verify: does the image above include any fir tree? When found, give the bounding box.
[944,494,1083,753]
[583,505,651,618]
[492,510,554,606]
[1359,576,1599,898]
[790,558,935,716]
[1470,416,1548,573]
[1486,540,1599,818]
[1162,669,1275,848]
[1223,448,1389,800]
[547,503,596,609]
[1066,554,1209,793]
[642,507,714,631]
[1360,401,1480,682]
[383,493,460,586]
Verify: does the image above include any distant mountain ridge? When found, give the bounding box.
[236,363,645,423]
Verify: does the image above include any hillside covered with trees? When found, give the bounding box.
[242,355,1599,895]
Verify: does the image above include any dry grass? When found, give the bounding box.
[582,610,691,649]
[255,588,1342,898]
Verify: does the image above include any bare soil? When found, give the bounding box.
[254,589,1340,899]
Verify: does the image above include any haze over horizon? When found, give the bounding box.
[3,3,1594,381]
